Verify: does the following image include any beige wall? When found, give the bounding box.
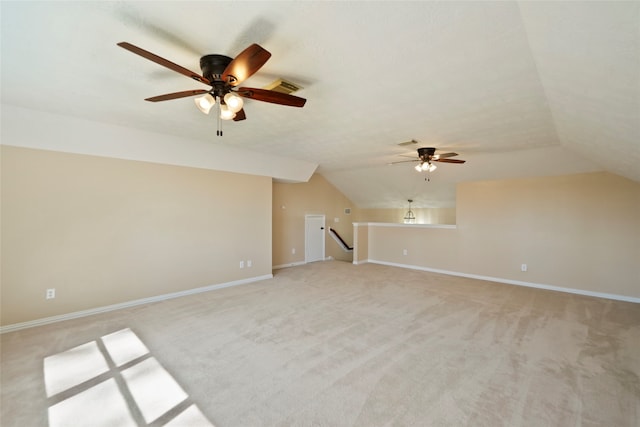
[4,146,636,328]
[1,146,272,326]
[367,225,459,271]
[273,174,358,265]
[357,207,456,224]
[361,172,640,299]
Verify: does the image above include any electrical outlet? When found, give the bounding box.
[292,248,296,255]
[46,288,56,299]
[403,249,408,256]
[247,260,252,268]
[521,264,528,272]
[240,261,245,269]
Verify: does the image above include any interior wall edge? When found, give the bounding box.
[0,104,317,182]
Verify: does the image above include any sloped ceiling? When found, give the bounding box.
[1,1,638,208]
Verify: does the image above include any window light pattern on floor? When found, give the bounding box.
[43,328,213,427]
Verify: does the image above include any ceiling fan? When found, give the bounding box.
[390,147,466,173]
[117,41,306,133]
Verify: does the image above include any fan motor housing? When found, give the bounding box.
[200,54,233,82]
[417,147,436,160]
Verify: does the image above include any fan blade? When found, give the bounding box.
[434,158,466,164]
[145,89,208,102]
[433,152,458,160]
[117,42,210,85]
[233,108,247,121]
[222,44,271,86]
[388,159,420,165]
[237,87,306,107]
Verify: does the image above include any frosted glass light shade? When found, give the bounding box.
[194,94,215,114]
[223,93,244,113]
[219,104,236,120]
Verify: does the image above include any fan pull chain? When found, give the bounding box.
[216,99,223,136]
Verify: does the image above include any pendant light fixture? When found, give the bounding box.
[403,199,416,224]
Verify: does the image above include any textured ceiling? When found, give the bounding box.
[1,1,638,208]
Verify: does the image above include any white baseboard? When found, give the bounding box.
[367,260,640,304]
[0,274,273,334]
[272,261,306,270]
[273,257,334,270]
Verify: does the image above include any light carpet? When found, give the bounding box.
[1,261,639,426]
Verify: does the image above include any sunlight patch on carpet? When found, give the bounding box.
[43,328,214,426]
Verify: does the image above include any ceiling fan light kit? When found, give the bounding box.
[117,41,306,135]
[415,162,437,172]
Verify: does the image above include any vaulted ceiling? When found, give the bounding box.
[2,1,638,208]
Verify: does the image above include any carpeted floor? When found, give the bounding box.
[2,261,639,426]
